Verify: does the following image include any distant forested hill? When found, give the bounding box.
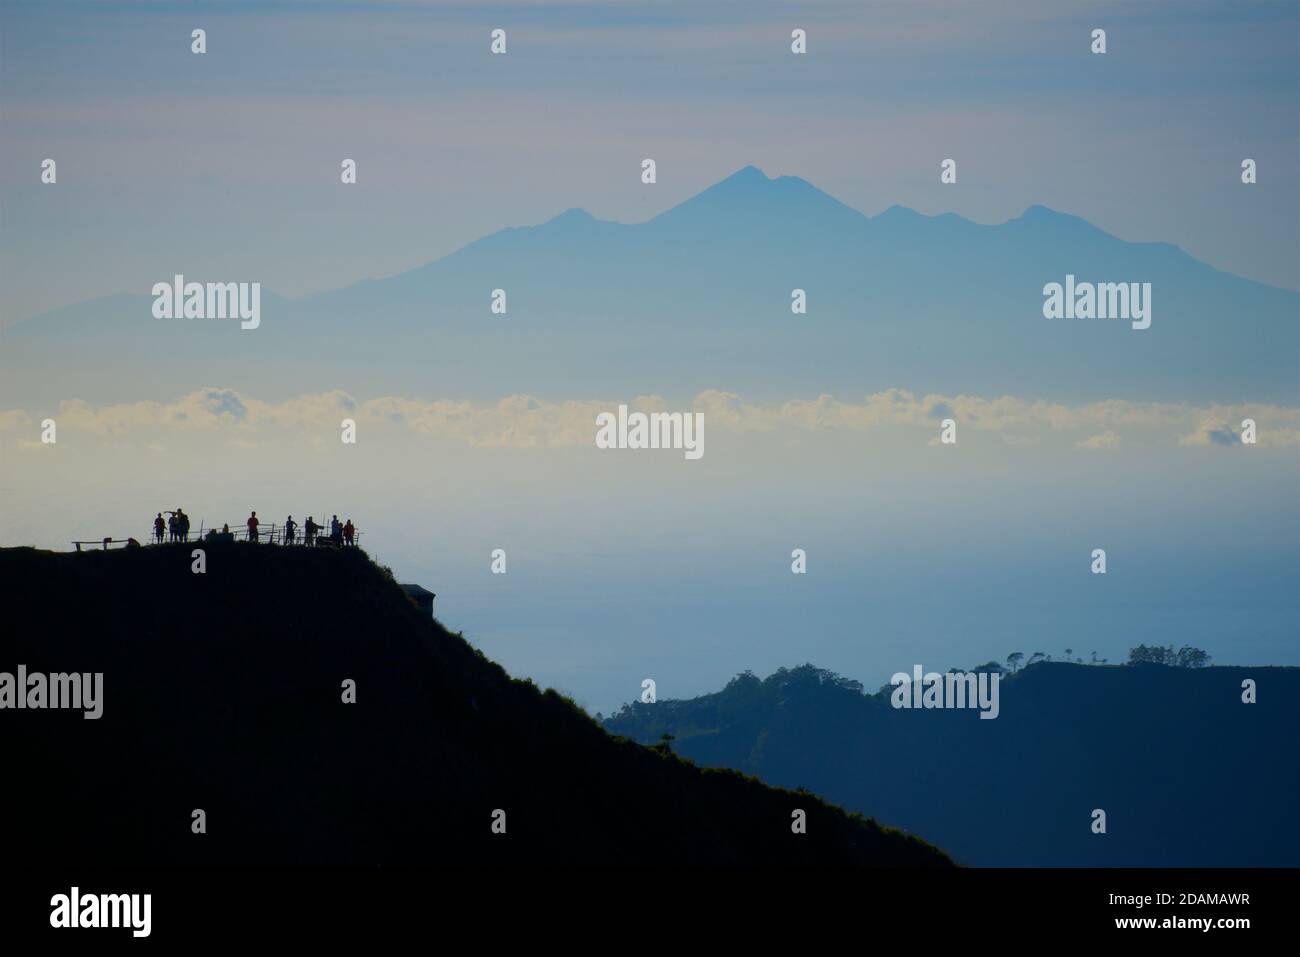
[603,662,1300,866]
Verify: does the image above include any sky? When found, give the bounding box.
[1,0,1297,328]
[1,0,1297,714]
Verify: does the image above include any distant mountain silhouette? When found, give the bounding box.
[0,545,947,867]
[5,166,1295,405]
[603,662,1300,866]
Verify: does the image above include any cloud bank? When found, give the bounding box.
[4,388,1297,449]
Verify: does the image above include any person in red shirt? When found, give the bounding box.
[343,519,354,546]
[247,511,260,543]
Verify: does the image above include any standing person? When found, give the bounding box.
[247,511,260,543]
[167,512,177,542]
[178,509,190,543]
[330,515,341,545]
[343,519,354,546]
[304,516,316,547]
[284,515,297,545]
[153,513,165,544]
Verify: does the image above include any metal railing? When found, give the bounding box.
[73,524,362,551]
[70,538,137,551]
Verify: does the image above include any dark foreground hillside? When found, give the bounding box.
[604,663,1300,866]
[0,545,947,867]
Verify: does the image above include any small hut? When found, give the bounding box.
[399,583,436,617]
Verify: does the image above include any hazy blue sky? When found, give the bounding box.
[2,1,1297,714]
[2,0,1297,327]
[4,394,1298,713]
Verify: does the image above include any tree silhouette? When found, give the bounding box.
[1175,646,1212,668]
[652,733,676,756]
[1127,644,1211,667]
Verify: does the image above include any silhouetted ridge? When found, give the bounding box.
[0,546,948,867]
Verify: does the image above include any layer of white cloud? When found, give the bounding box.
[4,388,1297,449]
[1076,430,1121,450]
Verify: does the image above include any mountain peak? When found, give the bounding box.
[720,164,771,185]
[1011,203,1120,242]
[647,165,867,230]
[690,166,780,202]
[872,204,927,222]
[1020,203,1063,221]
[543,207,597,226]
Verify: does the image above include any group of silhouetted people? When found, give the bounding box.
[153,508,190,543]
[150,509,356,546]
[277,514,355,547]
[263,512,359,547]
